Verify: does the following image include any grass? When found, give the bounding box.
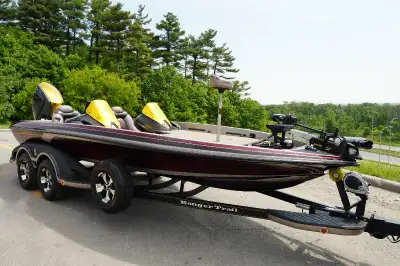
[362,148,400,158]
[0,123,10,129]
[346,160,400,182]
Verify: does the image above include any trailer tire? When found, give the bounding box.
[90,160,133,214]
[17,152,38,190]
[37,159,65,201]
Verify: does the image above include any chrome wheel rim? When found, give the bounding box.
[40,168,52,193]
[19,160,29,182]
[95,172,116,204]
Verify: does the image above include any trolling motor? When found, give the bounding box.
[266,113,374,159]
[210,75,233,142]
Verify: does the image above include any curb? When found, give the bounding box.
[362,174,400,194]
[344,170,400,194]
[0,129,10,131]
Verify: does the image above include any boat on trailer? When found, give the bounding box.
[8,76,400,244]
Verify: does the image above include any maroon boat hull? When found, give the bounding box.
[10,121,358,190]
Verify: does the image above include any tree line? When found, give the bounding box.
[0,0,238,82]
[0,0,267,130]
[266,102,400,143]
[1,0,399,143]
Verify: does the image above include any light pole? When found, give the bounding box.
[388,117,398,154]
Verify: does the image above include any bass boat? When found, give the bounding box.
[8,76,400,244]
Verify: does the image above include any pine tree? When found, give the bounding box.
[61,0,88,56]
[152,12,185,67]
[87,0,111,64]
[180,36,191,79]
[123,4,153,79]
[17,0,65,52]
[187,29,217,85]
[0,0,17,23]
[232,80,250,97]
[210,43,239,79]
[101,2,132,70]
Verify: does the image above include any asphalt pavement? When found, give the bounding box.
[361,151,400,165]
[0,131,399,266]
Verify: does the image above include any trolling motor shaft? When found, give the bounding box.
[210,75,234,142]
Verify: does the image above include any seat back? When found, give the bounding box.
[111,106,138,131]
[52,105,80,123]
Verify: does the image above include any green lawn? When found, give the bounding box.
[0,123,10,129]
[362,148,400,158]
[346,160,400,182]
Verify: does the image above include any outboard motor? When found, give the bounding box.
[32,82,64,120]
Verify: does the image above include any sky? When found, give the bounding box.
[116,0,400,105]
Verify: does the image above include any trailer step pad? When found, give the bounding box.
[268,210,368,235]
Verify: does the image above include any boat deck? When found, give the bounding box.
[167,122,271,146]
[167,129,262,146]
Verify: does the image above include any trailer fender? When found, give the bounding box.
[12,142,90,185]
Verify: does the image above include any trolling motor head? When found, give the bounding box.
[343,172,370,197]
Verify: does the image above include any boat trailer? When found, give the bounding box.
[10,142,400,243]
[134,174,400,243]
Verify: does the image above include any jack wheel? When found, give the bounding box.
[17,152,38,190]
[90,160,133,214]
[37,159,65,201]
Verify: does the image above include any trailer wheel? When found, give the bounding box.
[90,160,133,214]
[37,159,65,201]
[17,152,38,190]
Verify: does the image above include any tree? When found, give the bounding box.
[152,12,185,67]
[363,127,371,138]
[237,98,268,131]
[0,26,65,89]
[60,66,141,115]
[12,77,45,120]
[17,0,65,52]
[138,66,209,122]
[0,0,17,23]
[186,29,217,85]
[101,2,132,70]
[87,0,111,64]
[232,80,250,97]
[122,4,153,79]
[61,0,88,56]
[210,43,239,79]
[180,36,191,78]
